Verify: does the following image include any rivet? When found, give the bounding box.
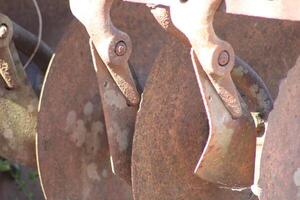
[218,50,230,67]
[115,41,127,56]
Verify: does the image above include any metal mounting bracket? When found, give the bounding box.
[0,14,18,89]
[124,0,258,187]
[70,0,140,106]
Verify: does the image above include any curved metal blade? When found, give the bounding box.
[191,50,256,187]
[37,21,132,200]
[90,41,137,184]
[132,36,254,199]
[37,1,168,197]
[259,56,300,200]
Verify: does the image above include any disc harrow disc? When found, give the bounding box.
[131,35,254,200]
[37,21,132,199]
[259,56,300,200]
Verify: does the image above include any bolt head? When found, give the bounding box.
[218,50,230,67]
[115,41,127,56]
[0,24,8,39]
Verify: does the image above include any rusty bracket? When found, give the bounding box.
[191,50,256,187]
[124,1,241,119]
[0,14,18,89]
[90,40,137,184]
[69,0,140,184]
[123,0,258,187]
[167,0,256,187]
[70,0,140,106]
[169,0,242,119]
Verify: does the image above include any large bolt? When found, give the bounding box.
[0,24,8,39]
[218,50,230,67]
[115,41,127,56]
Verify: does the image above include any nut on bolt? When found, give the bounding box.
[218,50,230,67]
[115,41,127,56]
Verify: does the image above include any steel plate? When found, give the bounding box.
[131,35,255,200]
[37,1,167,198]
[37,21,132,200]
[259,56,300,200]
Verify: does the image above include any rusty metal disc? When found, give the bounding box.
[259,56,300,200]
[37,21,132,199]
[37,1,168,198]
[131,35,255,200]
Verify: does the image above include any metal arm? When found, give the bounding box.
[70,0,140,106]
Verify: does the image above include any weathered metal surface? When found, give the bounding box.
[37,21,132,200]
[232,57,273,121]
[132,35,255,199]
[70,0,140,106]
[232,57,273,137]
[150,6,273,123]
[258,56,300,200]
[71,0,166,184]
[2,0,296,99]
[110,1,168,89]
[171,0,242,119]
[0,0,166,198]
[215,15,300,99]
[126,0,242,118]
[150,4,300,100]
[37,2,166,198]
[0,14,18,89]
[151,6,273,131]
[90,42,137,184]
[158,2,256,186]
[150,5,270,186]
[150,6,272,123]
[224,0,300,21]
[191,51,256,187]
[0,42,37,168]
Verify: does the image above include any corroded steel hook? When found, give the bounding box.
[70,0,140,106]
[125,0,258,187]
[170,0,242,119]
[70,0,139,184]
[166,0,257,187]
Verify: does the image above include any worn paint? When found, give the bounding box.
[103,89,127,110]
[87,163,101,181]
[66,110,77,130]
[294,168,300,198]
[89,121,104,154]
[70,119,87,147]
[107,123,129,152]
[91,121,104,134]
[37,21,133,199]
[84,101,94,116]
[102,169,108,178]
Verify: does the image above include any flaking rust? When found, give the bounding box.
[0,59,16,89]
[37,21,133,200]
[0,14,38,168]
